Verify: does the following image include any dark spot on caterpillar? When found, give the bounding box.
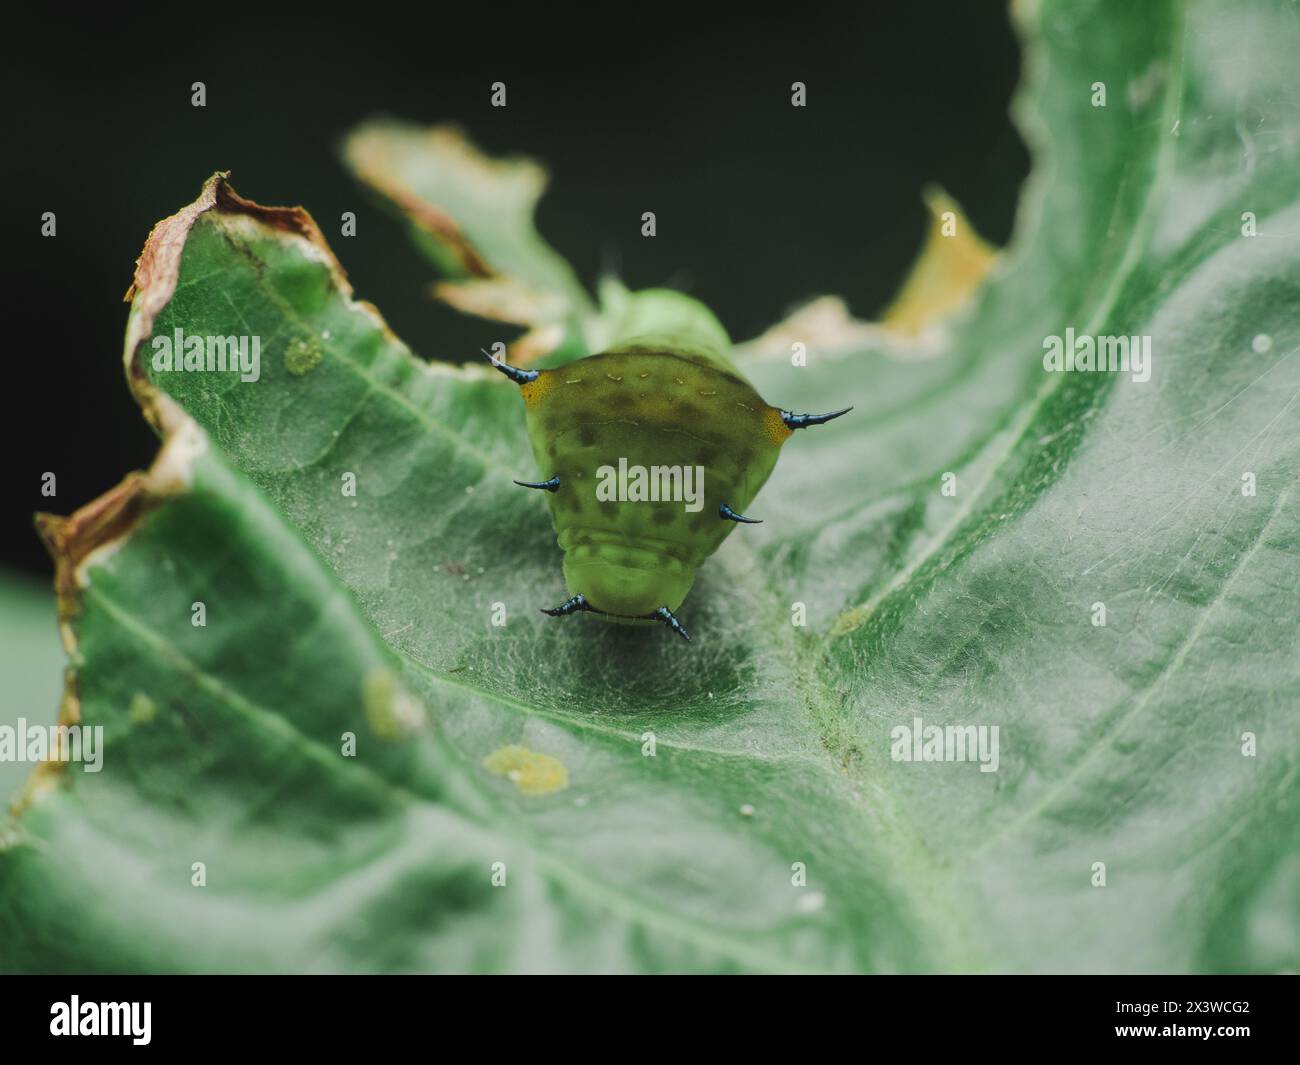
[652,508,676,526]
[578,427,596,446]
[744,448,767,471]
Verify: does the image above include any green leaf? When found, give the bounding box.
[343,120,594,341]
[342,121,732,366]
[5,0,1298,973]
[0,572,65,807]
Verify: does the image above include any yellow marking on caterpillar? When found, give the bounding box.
[763,406,794,444]
[520,372,555,406]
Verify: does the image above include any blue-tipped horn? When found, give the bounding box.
[780,406,852,429]
[482,347,539,385]
[653,606,691,642]
[541,593,592,617]
[514,475,560,492]
[719,502,761,524]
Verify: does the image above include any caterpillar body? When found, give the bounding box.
[490,292,850,642]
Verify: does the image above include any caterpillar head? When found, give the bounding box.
[561,535,696,619]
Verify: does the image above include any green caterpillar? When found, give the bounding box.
[490,291,849,642]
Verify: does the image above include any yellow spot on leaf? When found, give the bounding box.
[483,744,569,796]
[127,693,157,724]
[362,667,426,740]
[831,605,869,637]
[286,338,324,376]
[879,186,997,337]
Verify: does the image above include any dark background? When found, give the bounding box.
[3,3,1028,577]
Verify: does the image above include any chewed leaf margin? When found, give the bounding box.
[26,173,424,807]
[27,396,207,814]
